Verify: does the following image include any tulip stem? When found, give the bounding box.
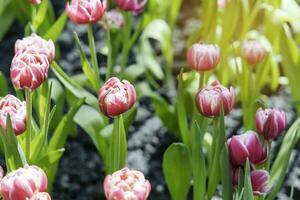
[120,12,133,74]
[199,72,206,89]
[265,140,272,171]
[87,24,101,87]
[25,89,32,162]
[106,28,113,80]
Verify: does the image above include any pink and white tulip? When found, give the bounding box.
[114,0,148,15]
[106,9,124,29]
[228,131,267,167]
[0,165,48,200]
[187,43,221,72]
[0,95,26,135]
[15,34,55,63]
[251,170,270,196]
[242,40,266,65]
[10,49,49,90]
[256,108,287,140]
[98,77,136,117]
[28,0,41,4]
[29,192,51,200]
[195,80,235,117]
[66,0,108,24]
[103,167,151,200]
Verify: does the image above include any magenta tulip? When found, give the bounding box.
[66,0,107,24]
[104,167,151,200]
[28,0,41,4]
[114,0,148,15]
[187,43,220,72]
[195,80,235,117]
[98,77,136,117]
[256,108,287,140]
[251,170,270,196]
[228,131,267,166]
[242,40,266,65]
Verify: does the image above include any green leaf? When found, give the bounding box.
[220,145,233,200]
[243,160,254,200]
[107,115,127,174]
[163,143,192,200]
[0,71,8,96]
[43,11,67,42]
[0,7,15,41]
[32,0,49,30]
[36,149,65,167]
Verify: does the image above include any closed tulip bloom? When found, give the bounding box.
[256,108,287,140]
[10,49,49,90]
[228,131,267,166]
[195,80,235,117]
[0,165,48,200]
[251,170,270,196]
[106,10,124,29]
[66,0,107,24]
[242,40,266,65]
[98,77,136,117]
[28,0,41,4]
[0,95,26,135]
[15,33,55,63]
[29,192,51,200]
[104,168,151,200]
[187,43,220,72]
[114,0,148,15]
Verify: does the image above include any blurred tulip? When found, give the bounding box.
[104,167,151,200]
[29,192,51,200]
[218,0,227,8]
[10,49,49,90]
[0,95,26,135]
[98,77,136,117]
[66,0,107,24]
[228,131,267,166]
[242,40,266,65]
[0,165,48,200]
[15,33,55,63]
[28,0,41,4]
[195,80,235,117]
[114,0,147,15]
[187,43,220,72]
[251,170,270,196]
[106,9,124,29]
[256,108,287,140]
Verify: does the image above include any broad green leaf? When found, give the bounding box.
[32,0,49,30]
[0,7,15,41]
[0,71,8,96]
[43,11,67,42]
[243,160,253,200]
[163,143,192,200]
[220,145,233,200]
[36,149,64,167]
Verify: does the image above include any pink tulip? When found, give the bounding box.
[195,80,235,117]
[251,170,270,196]
[15,33,55,63]
[66,0,107,24]
[0,165,48,200]
[28,0,41,4]
[256,108,287,140]
[104,167,151,200]
[29,192,51,200]
[114,0,148,15]
[10,49,49,90]
[98,77,136,117]
[218,0,227,8]
[106,10,124,29]
[242,40,266,65]
[228,131,267,166]
[187,43,221,72]
[0,95,26,135]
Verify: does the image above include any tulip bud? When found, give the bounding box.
[106,10,124,29]
[0,165,48,200]
[15,33,55,63]
[228,131,267,166]
[195,80,235,117]
[28,0,41,4]
[251,170,270,196]
[242,40,266,65]
[66,0,107,24]
[0,95,26,135]
[10,49,49,90]
[104,167,151,200]
[29,192,51,200]
[98,77,136,117]
[187,43,221,72]
[256,108,287,140]
[114,0,148,15]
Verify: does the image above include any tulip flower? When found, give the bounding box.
[28,0,41,4]
[98,77,136,117]
[29,192,51,200]
[106,9,124,29]
[66,0,107,24]
[114,0,148,15]
[242,40,266,65]
[228,131,267,166]
[195,80,235,117]
[218,0,227,8]
[251,170,270,196]
[0,165,48,200]
[15,33,55,63]
[187,43,221,72]
[10,49,49,90]
[0,95,26,135]
[103,167,151,200]
[256,108,287,140]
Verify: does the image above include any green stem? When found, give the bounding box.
[120,12,133,74]
[266,140,272,171]
[106,29,113,80]
[199,72,206,90]
[31,5,36,22]
[25,89,32,162]
[87,24,101,86]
